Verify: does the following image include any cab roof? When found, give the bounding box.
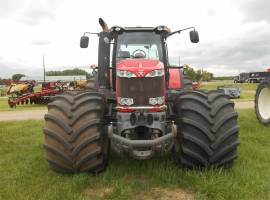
[109,26,171,33]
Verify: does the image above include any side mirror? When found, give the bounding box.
[80,36,89,48]
[189,30,199,43]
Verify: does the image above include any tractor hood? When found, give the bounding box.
[117,59,164,77]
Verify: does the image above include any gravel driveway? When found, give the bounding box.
[234,101,254,109]
[0,109,47,121]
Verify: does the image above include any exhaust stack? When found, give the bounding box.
[99,18,109,32]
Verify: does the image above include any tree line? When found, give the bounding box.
[183,65,214,81]
[46,68,90,78]
[7,66,218,82]
[7,68,91,81]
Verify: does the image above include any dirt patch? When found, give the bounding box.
[81,186,114,199]
[146,187,194,200]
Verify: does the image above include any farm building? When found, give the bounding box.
[21,75,87,82]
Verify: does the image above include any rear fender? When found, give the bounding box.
[168,68,184,89]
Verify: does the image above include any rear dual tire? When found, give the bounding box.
[255,78,270,125]
[173,90,239,168]
[183,75,193,89]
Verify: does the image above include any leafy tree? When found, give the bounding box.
[202,71,214,81]
[12,74,25,81]
[183,65,214,81]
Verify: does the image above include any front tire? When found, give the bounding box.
[173,90,239,168]
[255,78,270,125]
[43,92,109,173]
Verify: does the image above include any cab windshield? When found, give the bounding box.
[116,32,163,64]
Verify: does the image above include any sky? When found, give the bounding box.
[0,0,270,78]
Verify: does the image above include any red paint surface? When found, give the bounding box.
[116,59,166,110]
[117,59,163,77]
[168,68,182,89]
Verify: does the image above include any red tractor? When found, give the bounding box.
[43,19,239,173]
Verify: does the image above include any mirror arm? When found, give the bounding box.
[167,66,184,69]
[166,27,195,38]
[83,32,99,36]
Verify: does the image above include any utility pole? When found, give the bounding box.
[43,55,46,82]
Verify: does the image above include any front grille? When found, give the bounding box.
[118,77,164,106]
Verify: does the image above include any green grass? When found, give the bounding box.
[0,109,270,200]
[0,88,7,96]
[0,97,46,111]
[201,80,258,91]
[201,80,257,101]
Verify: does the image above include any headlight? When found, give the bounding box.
[145,69,164,77]
[149,96,165,105]
[117,70,136,78]
[118,97,134,106]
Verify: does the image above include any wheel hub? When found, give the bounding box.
[258,87,270,120]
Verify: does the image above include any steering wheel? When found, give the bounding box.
[132,49,146,58]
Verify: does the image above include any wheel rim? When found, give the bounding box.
[258,87,270,120]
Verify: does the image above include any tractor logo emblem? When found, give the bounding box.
[137,71,145,77]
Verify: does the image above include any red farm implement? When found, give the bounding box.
[7,82,63,108]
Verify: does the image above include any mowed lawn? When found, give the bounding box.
[0,109,270,200]
[200,80,257,101]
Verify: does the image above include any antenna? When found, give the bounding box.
[43,55,46,82]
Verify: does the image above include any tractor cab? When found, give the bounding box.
[80,21,199,110]
[115,30,164,62]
